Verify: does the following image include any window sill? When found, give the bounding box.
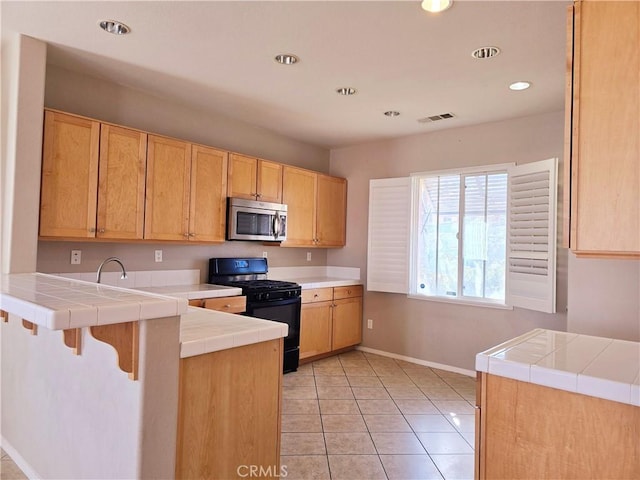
[407,294,514,310]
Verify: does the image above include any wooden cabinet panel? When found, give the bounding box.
[144,136,191,241]
[566,1,640,257]
[301,288,333,304]
[316,174,347,247]
[189,145,228,242]
[282,166,317,247]
[333,285,363,300]
[176,339,282,479]
[203,296,246,314]
[331,296,363,351]
[40,111,99,238]
[227,153,257,200]
[97,125,147,240]
[300,302,333,359]
[257,159,283,203]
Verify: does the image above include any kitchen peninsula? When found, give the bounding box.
[0,273,287,479]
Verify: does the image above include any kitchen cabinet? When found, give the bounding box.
[176,338,282,479]
[563,1,640,257]
[299,285,362,361]
[145,137,228,242]
[188,296,246,313]
[40,110,147,240]
[282,166,347,248]
[476,372,640,479]
[227,153,282,203]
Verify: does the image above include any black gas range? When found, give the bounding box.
[208,257,300,373]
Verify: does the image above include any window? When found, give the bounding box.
[367,158,557,313]
[412,168,508,304]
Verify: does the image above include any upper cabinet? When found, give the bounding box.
[40,110,146,240]
[564,1,640,257]
[282,166,347,248]
[227,153,282,203]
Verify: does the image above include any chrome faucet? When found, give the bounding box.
[96,257,128,284]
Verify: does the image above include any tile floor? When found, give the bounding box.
[281,350,477,480]
[0,351,477,480]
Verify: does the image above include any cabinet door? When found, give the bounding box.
[189,145,228,242]
[227,153,257,200]
[300,302,333,359]
[40,110,99,238]
[282,166,317,246]
[144,135,191,240]
[569,1,640,255]
[317,174,347,247]
[96,125,147,240]
[332,296,362,351]
[257,159,283,203]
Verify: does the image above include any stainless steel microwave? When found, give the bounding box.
[227,197,287,242]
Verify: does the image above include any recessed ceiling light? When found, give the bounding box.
[471,46,501,59]
[274,54,299,65]
[336,87,357,96]
[99,20,131,35]
[509,81,532,91]
[384,111,400,117]
[421,0,453,13]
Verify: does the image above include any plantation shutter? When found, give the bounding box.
[367,177,411,293]
[507,158,558,313]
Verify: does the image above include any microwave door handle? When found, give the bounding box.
[273,214,280,240]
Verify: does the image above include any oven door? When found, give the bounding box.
[244,296,301,351]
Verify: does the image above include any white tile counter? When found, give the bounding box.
[279,277,363,289]
[0,273,187,330]
[476,328,640,406]
[179,306,288,358]
[135,283,242,300]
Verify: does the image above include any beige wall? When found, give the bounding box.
[328,111,570,370]
[37,65,331,275]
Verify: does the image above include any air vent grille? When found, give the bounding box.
[417,113,455,123]
[471,46,501,59]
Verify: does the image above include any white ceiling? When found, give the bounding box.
[2,1,570,149]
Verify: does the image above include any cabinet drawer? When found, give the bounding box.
[203,296,246,313]
[333,285,363,300]
[188,299,205,308]
[302,288,333,304]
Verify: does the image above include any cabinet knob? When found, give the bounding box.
[224,304,231,308]
[183,233,190,237]
[314,294,318,298]
[188,233,195,237]
[89,227,96,233]
[99,228,105,234]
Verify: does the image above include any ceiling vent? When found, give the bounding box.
[417,113,455,123]
[471,46,500,59]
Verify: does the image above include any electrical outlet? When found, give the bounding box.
[306,252,312,262]
[262,251,268,258]
[71,250,81,265]
[367,319,373,329]
[155,250,163,262]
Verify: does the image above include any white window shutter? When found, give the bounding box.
[367,177,411,293]
[507,158,558,313]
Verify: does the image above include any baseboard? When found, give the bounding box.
[355,346,476,377]
[1,436,40,479]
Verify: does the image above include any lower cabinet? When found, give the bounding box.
[175,339,283,479]
[299,285,362,361]
[188,296,246,313]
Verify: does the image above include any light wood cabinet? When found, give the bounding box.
[282,166,347,248]
[188,296,246,314]
[300,285,362,361]
[176,339,282,479]
[564,1,640,257]
[227,153,282,203]
[97,124,147,239]
[145,138,228,242]
[475,372,640,479]
[40,110,147,240]
[40,111,100,238]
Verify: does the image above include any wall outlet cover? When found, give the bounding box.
[71,250,81,265]
[155,250,163,262]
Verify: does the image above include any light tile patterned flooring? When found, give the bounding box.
[0,351,477,480]
[281,350,477,480]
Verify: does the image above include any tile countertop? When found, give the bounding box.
[0,273,188,330]
[135,283,242,300]
[179,306,288,358]
[476,328,640,407]
[281,277,363,289]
